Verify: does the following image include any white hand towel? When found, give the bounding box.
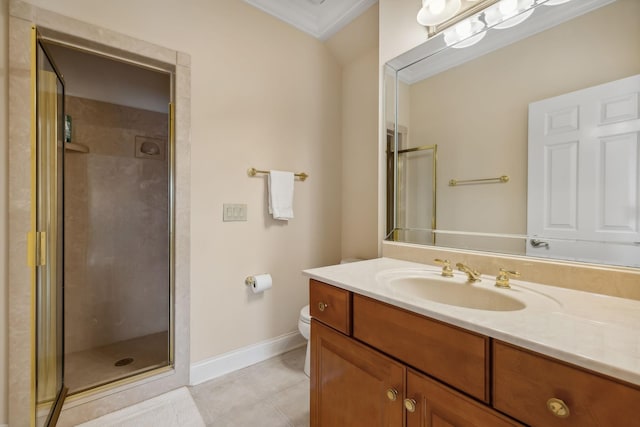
[268,170,295,220]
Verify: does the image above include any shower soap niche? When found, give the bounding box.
[135,136,166,160]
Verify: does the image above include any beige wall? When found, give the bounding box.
[65,96,169,353]
[341,48,379,260]
[15,0,342,369]
[329,5,379,261]
[1,0,7,423]
[379,0,425,66]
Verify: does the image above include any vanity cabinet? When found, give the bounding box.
[310,280,520,427]
[310,279,640,427]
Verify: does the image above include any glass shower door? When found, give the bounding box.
[35,34,67,426]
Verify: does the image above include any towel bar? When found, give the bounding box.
[449,175,509,186]
[247,167,309,181]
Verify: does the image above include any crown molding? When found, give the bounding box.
[244,0,378,41]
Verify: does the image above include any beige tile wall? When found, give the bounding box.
[64,96,169,354]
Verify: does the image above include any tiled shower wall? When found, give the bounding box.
[65,96,169,354]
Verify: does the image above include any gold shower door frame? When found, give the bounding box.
[31,27,177,412]
[32,27,68,426]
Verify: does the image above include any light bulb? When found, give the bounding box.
[417,0,462,26]
[456,19,472,38]
[499,0,518,15]
[428,0,446,15]
[444,16,486,48]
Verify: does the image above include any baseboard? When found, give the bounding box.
[189,331,305,386]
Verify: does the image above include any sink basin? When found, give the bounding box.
[387,275,525,311]
[376,269,530,312]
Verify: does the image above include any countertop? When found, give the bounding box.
[303,257,640,387]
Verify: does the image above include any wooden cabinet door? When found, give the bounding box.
[406,370,523,427]
[311,320,405,427]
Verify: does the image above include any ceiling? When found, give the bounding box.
[243,0,378,41]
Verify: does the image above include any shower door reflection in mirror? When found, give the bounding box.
[387,131,437,245]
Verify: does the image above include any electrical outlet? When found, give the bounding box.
[223,204,247,222]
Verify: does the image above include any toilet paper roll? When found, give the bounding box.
[248,274,272,293]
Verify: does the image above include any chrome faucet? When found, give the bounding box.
[456,262,481,282]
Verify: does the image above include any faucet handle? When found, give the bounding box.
[495,268,520,289]
[434,259,454,277]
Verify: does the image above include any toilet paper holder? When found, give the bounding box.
[245,274,273,293]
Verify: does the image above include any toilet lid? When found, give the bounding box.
[300,305,311,322]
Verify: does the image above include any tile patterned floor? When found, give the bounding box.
[189,347,310,427]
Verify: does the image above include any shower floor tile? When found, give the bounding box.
[65,331,169,394]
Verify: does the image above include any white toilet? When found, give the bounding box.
[298,258,361,377]
[298,305,312,377]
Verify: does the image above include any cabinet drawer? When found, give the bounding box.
[493,341,640,427]
[353,294,489,402]
[309,279,351,335]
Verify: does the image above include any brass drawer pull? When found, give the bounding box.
[318,302,329,312]
[404,398,416,413]
[547,398,570,418]
[386,388,398,401]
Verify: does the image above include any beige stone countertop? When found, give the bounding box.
[303,257,640,387]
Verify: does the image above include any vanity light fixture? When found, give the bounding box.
[423,0,574,49]
[417,0,463,26]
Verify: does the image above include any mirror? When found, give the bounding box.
[386,0,640,268]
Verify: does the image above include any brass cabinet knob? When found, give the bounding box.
[546,398,570,418]
[318,302,328,312]
[386,388,398,401]
[403,398,417,413]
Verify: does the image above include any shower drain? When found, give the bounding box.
[114,357,134,367]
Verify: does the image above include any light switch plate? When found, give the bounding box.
[223,204,247,222]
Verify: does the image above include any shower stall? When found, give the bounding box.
[35,34,175,423]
